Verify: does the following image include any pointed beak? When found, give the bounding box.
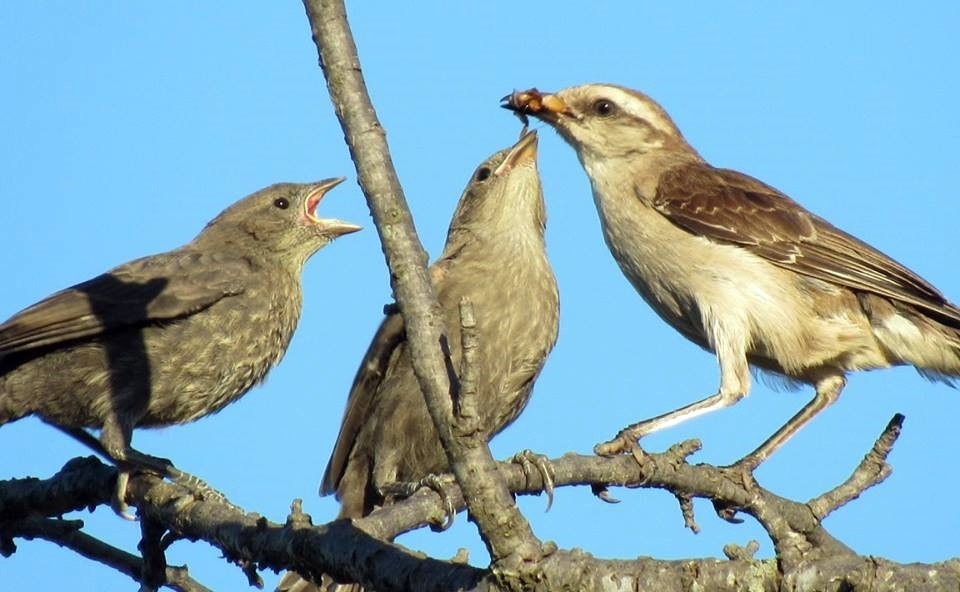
[500,88,572,124]
[305,177,362,237]
[494,129,539,176]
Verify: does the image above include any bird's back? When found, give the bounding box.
[0,248,304,430]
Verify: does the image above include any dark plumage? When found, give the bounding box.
[277,131,559,592]
[0,179,359,508]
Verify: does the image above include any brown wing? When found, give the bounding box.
[652,163,960,327]
[320,303,406,496]
[320,262,452,496]
[0,249,248,353]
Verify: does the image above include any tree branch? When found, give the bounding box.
[301,0,544,581]
[2,414,958,592]
[4,515,210,592]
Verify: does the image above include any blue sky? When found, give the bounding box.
[2,3,959,589]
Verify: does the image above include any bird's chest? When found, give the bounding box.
[144,271,302,423]
[441,245,559,427]
[590,185,707,332]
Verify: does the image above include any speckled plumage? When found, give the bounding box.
[0,179,358,469]
[277,132,559,592]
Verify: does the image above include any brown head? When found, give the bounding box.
[194,178,361,270]
[444,130,546,250]
[502,84,701,164]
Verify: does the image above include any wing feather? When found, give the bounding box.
[0,250,248,353]
[653,164,960,327]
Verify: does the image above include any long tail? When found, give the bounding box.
[864,295,960,384]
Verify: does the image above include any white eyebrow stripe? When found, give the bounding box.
[595,86,675,134]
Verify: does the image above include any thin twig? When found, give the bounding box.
[456,297,480,431]
[807,413,903,519]
[8,516,211,592]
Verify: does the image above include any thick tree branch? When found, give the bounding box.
[3,411,959,592]
[301,0,544,579]
[3,448,960,591]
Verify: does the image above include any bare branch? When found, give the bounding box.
[2,416,959,592]
[808,413,902,519]
[301,0,544,578]
[456,297,480,429]
[6,515,210,592]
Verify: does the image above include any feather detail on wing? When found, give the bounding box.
[652,164,960,327]
[0,250,248,353]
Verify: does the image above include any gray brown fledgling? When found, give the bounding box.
[503,84,960,470]
[0,179,359,511]
[277,131,559,592]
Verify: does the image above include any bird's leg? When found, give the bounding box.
[56,419,143,519]
[595,334,751,457]
[379,474,457,531]
[56,424,236,516]
[510,449,556,511]
[731,373,846,471]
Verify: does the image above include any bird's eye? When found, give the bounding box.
[475,167,492,182]
[273,197,290,209]
[594,99,615,117]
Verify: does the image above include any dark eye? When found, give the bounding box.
[594,99,615,117]
[273,197,290,209]
[475,167,491,182]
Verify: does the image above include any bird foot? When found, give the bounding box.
[510,449,555,511]
[590,484,621,504]
[380,474,457,531]
[712,458,761,523]
[165,466,242,513]
[591,433,652,504]
[111,470,137,520]
[593,428,645,458]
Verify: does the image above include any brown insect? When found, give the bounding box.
[500,88,546,127]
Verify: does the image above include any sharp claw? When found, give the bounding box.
[111,470,137,520]
[424,474,457,531]
[591,484,621,504]
[713,500,744,524]
[380,474,457,531]
[510,449,556,512]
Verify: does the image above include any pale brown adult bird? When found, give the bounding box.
[277,131,559,592]
[503,84,960,470]
[0,179,359,513]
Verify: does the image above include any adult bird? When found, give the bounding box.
[504,84,960,470]
[0,179,359,513]
[277,131,559,592]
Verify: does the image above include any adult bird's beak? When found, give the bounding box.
[500,89,572,124]
[304,177,362,237]
[495,130,539,176]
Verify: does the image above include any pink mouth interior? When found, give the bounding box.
[306,189,323,219]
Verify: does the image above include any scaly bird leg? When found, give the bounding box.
[596,334,751,457]
[732,373,846,470]
[56,425,235,518]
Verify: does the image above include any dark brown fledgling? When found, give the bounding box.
[503,84,960,470]
[277,131,559,592]
[0,179,359,511]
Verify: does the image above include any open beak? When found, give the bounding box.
[305,177,362,237]
[500,88,572,124]
[494,129,538,176]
